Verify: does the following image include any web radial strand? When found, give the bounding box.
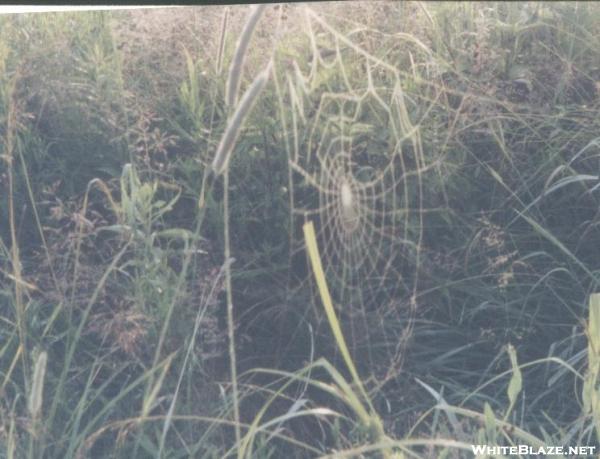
[306,130,406,314]
[284,8,437,377]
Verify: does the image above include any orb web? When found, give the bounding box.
[279,6,438,379]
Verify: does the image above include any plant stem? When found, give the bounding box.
[224,169,242,454]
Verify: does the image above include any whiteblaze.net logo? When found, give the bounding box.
[471,444,597,456]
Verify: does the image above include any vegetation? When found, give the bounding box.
[1,3,600,457]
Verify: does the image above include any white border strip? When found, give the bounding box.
[0,5,184,14]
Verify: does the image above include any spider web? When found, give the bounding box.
[279,6,439,381]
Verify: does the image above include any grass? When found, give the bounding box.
[1,3,600,458]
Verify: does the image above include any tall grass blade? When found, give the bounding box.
[505,344,522,421]
[302,220,388,456]
[302,220,369,403]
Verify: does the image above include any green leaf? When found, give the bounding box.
[506,344,522,420]
[483,402,496,443]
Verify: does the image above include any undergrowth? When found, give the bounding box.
[1,3,600,458]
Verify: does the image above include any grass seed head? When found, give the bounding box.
[212,62,271,176]
[28,351,48,420]
[225,4,267,107]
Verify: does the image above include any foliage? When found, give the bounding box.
[2,3,600,458]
